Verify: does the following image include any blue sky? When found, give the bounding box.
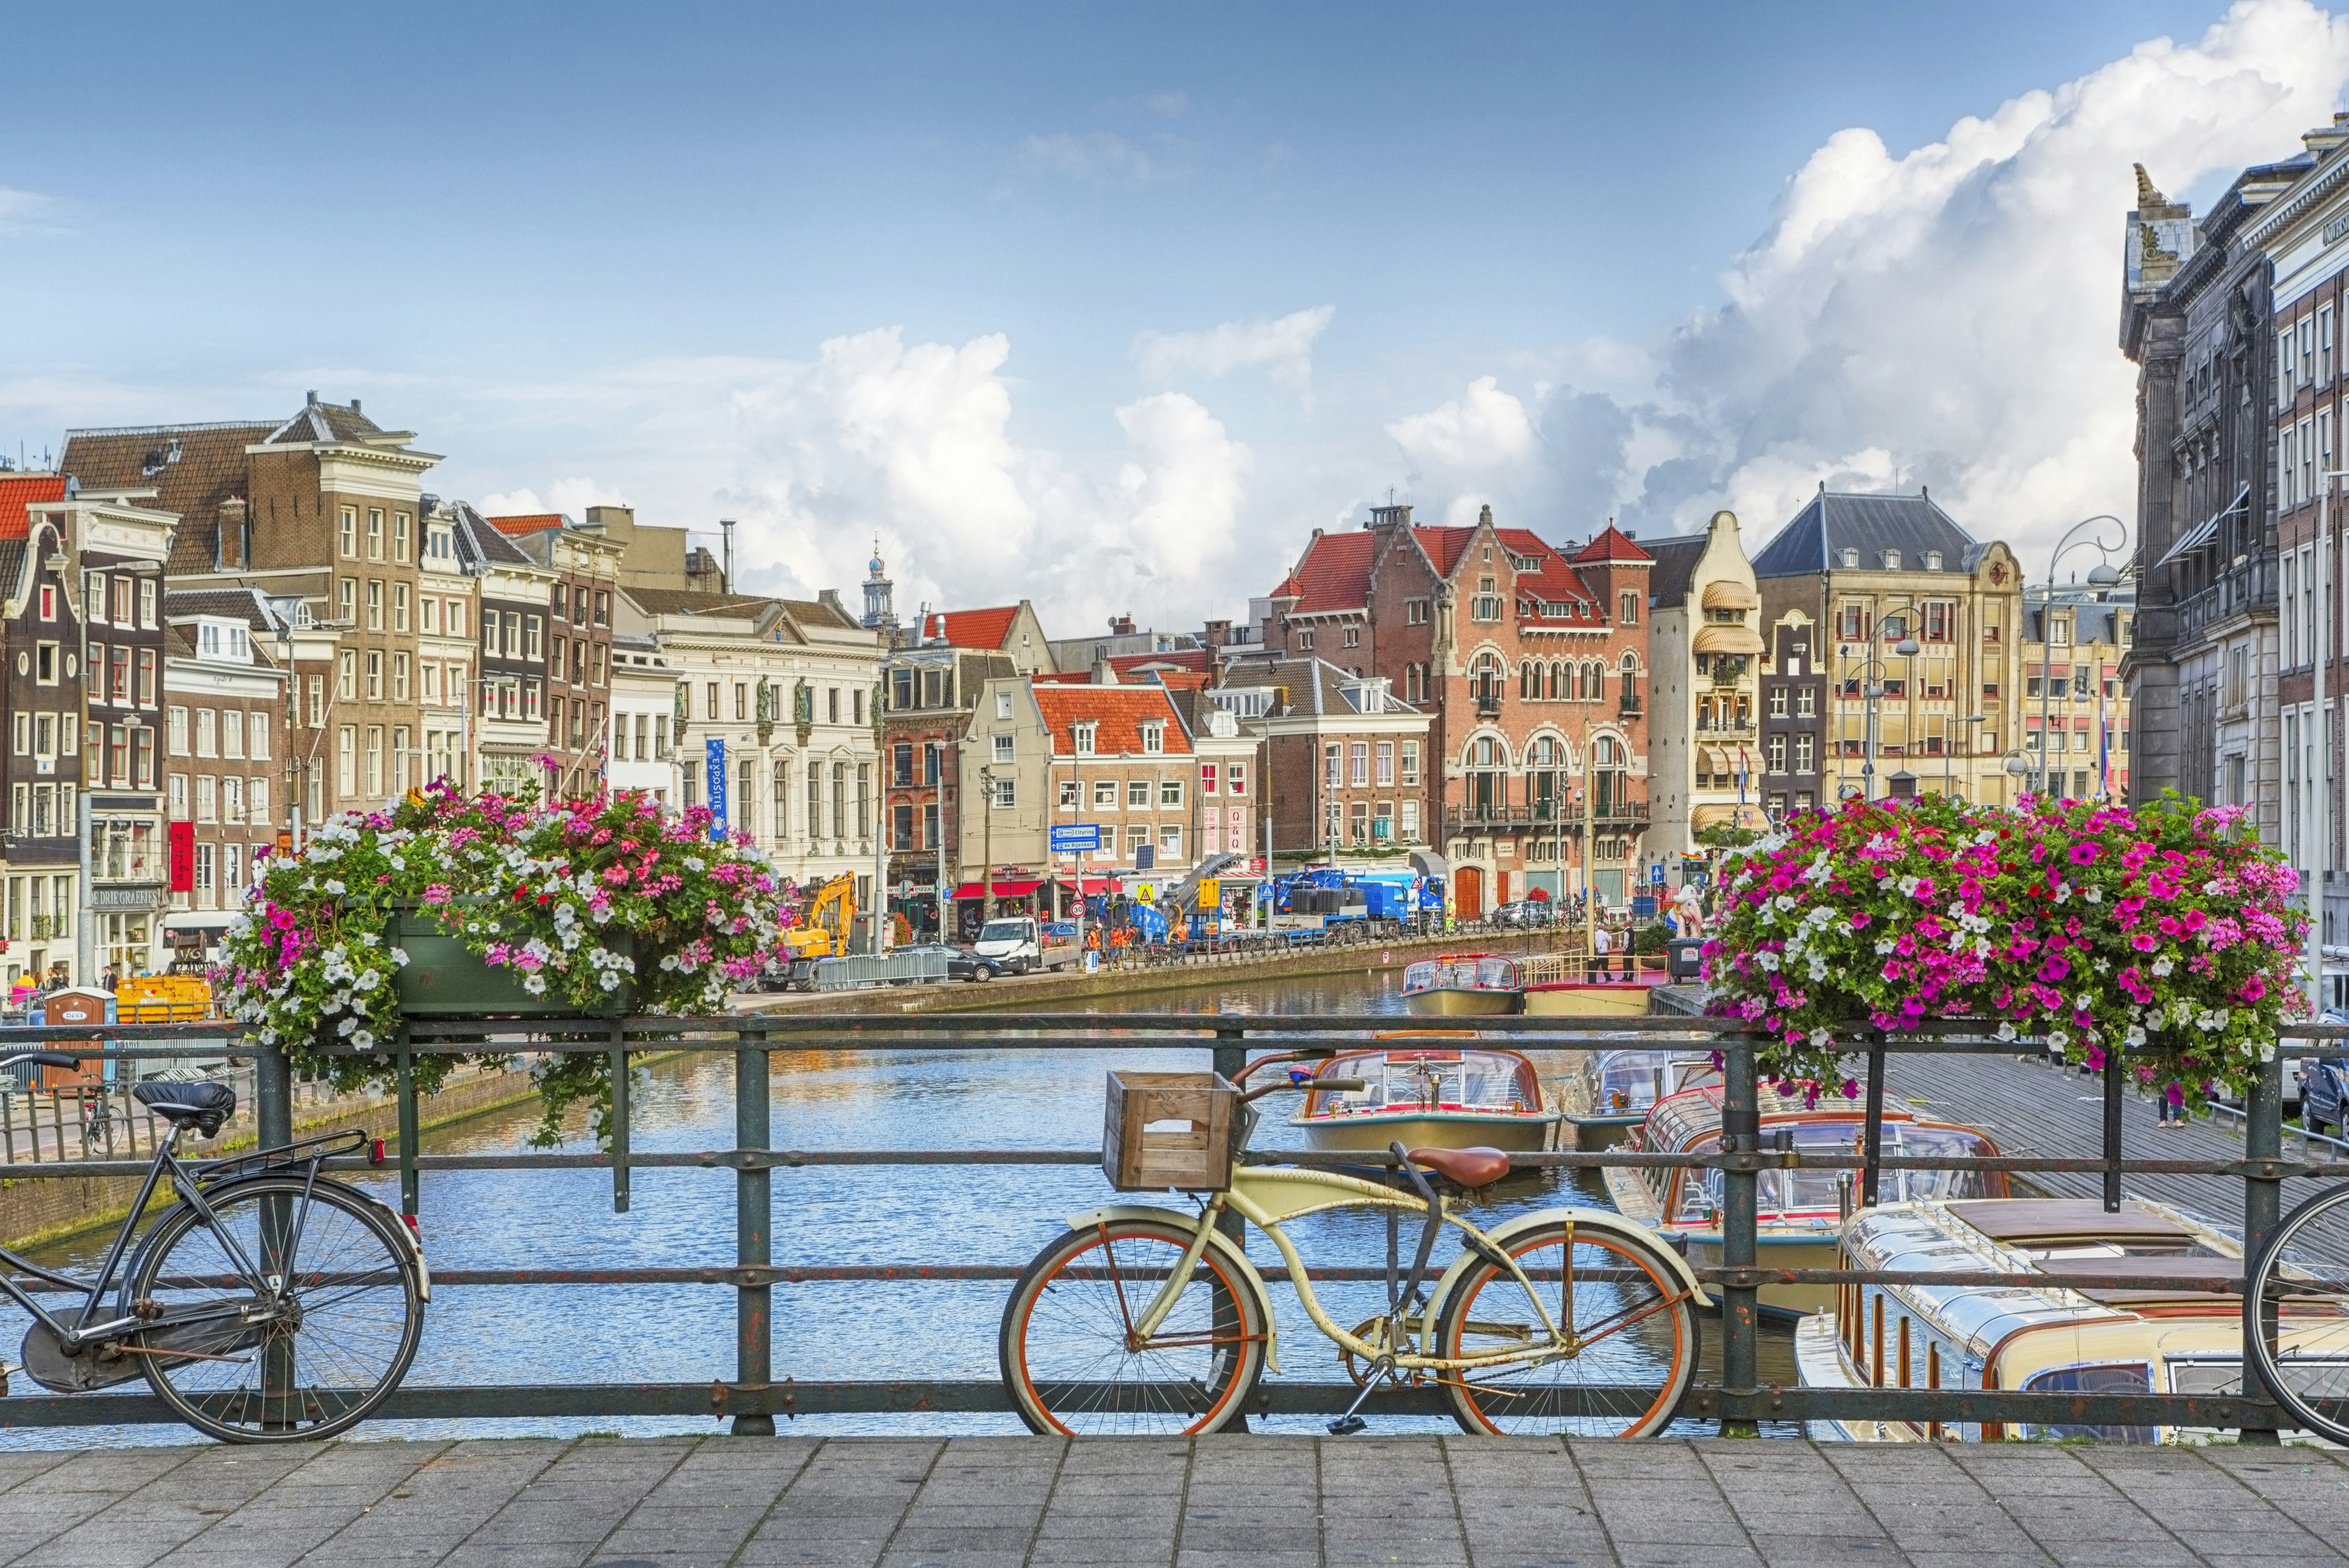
[2,2,2342,629]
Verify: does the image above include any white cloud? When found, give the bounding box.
[0,187,48,229]
[1143,91,1190,119]
[1134,305,1335,398]
[1387,376,1539,471]
[1627,0,2349,566]
[476,477,630,519]
[1017,132,1161,186]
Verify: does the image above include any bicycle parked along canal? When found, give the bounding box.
[998,1053,1703,1437]
[0,1051,428,1443]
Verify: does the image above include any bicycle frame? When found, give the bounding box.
[0,1125,338,1356]
[1125,1164,1567,1375]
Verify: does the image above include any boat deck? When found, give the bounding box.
[7,1433,2347,1566]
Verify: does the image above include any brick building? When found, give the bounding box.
[881,607,1021,936]
[162,589,286,963]
[1205,657,1421,869]
[1256,504,1652,915]
[61,394,431,821]
[454,505,551,796]
[489,512,623,796]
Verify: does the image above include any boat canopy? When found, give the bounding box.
[1308,1048,1540,1115]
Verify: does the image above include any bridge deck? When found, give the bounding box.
[0,1434,2342,1567]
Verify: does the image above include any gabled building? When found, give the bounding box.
[880,589,1022,933]
[1750,489,2026,811]
[452,505,552,796]
[921,603,1056,672]
[1256,504,1651,914]
[1204,657,1422,872]
[0,475,97,988]
[1643,509,1767,884]
[161,588,289,966]
[489,511,624,797]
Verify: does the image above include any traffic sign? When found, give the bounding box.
[1050,824,1101,853]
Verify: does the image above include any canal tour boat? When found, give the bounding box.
[1555,1048,1720,1149]
[1794,1196,2349,1443]
[1293,1040,1559,1153]
[1603,1084,2009,1318]
[1400,954,1524,1016]
[1515,951,1668,1018]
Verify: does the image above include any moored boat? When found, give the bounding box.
[1400,954,1523,1016]
[1555,1048,1719,1149]
[1795,1196,2349,1443]
[1516,952,1666,1018]
[1603,1084,2009,1318]
[1293,1040,1558,1153]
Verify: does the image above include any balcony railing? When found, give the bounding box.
[2177,552,2276,645]
[1617,696,1643,717]
[1445,800,1649,832]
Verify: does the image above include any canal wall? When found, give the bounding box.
[0,1060,542,1250]
[734,927,1574,1018]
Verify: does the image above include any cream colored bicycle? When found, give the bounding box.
[998,1058,1704,1437]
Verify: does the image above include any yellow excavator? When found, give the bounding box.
[777,873,858,990]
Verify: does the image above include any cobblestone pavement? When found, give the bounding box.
[0,1435,2342,1567]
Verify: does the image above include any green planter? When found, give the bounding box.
[387,908,635,1017]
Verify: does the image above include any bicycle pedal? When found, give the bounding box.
[1326,1415,1368,1437]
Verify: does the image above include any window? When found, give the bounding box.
[1796,686,1816,719]
[139,579,157,629]
[1407,599,1429,625]
[1836,602,1869,640]
[37,584,53,621]
[1160,780,1182,807]
[1769,687,1789,717]
[196,774,217,824]
[1767,734,1787,774]
[991,775,1015,809]
[81,570,103,623]
[595,591,610,626]
[421,595,439,635]
[195,708,217,759]
[1160,826,1181,860]
[2049,615,2070,647]
[827,687,840,723]
[136,648,157,708]
[1074,720,1098,756]
[806,762,822,835]
[339,508,357,558]
[1923,601,1952,642]
[393,582,410,632]
[110,646,128,704]
[338,577,356,624]
[307,675,325,728]
[366,509,384,560]
[525,615,543,660]
[1376,741,1394,785]
[892,743,914,787]
[1094,780,1118,808]
[2324,305,2337,385]
[1200,763,1219,795]
[993,733,1014,763]
[1141,723,1163,755]
[33,643,54,686]
[250,711,270,762]
[221,706,244,760]
[592,644,607,686]
[1324,743,1343,790]
[1128,780,1149,808]
[1795,733,1815,774]
[1058,778,1078,809]
[366,651,384,701]
[1350,742,1369,785]
[366,726,385,796]
[393,512,411,563]
[1401,742,1420,787]
[733,683,746,722]
[447,599,466,637]
[249,778,268,829]
[853,688,866,725]
[165,706,188,756]
[166,773,186,821]
[393,652,411,702]
[1342,624,1360,648]
[1296,629,1313,651]
[222,776,244,825]
[995,690,1013,719]
[1471,577,1503,620]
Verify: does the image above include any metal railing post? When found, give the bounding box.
[396,1034,420,1216]
[2240,1045,2284,1444]
[1719,1033,1760,1437]
[733,1026,774,1436]
[1859,1038,1886,1207]
[1212,1020,1253,1430]
[610,1023,631,1215]
[253,1039,295,1429]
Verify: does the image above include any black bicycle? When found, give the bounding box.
[0,1051,428,1443]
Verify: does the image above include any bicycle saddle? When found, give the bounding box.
[1405,1146,1511,1189]
[133,1079,236,1136]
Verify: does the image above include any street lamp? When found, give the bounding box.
[2033,516,2129,801]
[1852,621,1919,802]
[1954,714,1987,799]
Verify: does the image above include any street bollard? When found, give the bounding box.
[2240,1046,2284,1444]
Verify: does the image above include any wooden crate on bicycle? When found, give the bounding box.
[1102,1071,1235,1191]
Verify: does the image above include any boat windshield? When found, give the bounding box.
[1593,1052,1716,1114]
[1403,957,1519,993]
[1312,1052,1535,1114]
[1682,1123,2000,1220]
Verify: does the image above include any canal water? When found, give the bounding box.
[3,967,1796,1446]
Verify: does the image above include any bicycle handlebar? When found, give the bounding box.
[1236,1075,1367,1106]
[0,1051,83,1073]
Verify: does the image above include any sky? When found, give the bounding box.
[3,1,2347,636]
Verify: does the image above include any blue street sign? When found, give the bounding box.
[1649,863,1666,884]
[1050,824,1101,853]
[705,738,728,840]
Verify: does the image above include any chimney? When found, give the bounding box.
[1112,613,1137,636]
[1091,656,1118,686]
[1203,618,1231,656]
[351,398,361,413]
[217,497,249,570]
[305,390,317,406]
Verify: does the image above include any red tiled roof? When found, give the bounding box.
[488,512,566,535]
[922,605,1021,649]
[1573,522,1653,564]
[1270,570,1303,599]
[1413,525,1472,577]
[1109,649,1208,675]
[0,476,69,542]
[1031,685,1193,757]
[1289,531,1376,614]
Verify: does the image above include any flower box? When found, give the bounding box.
[387,909,636,1017]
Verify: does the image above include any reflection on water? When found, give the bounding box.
[1,967,1793,1445]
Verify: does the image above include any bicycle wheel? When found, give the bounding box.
[123,1175,424,1443]
[1433,1218,1698,1438]
[999,1217,1267,1436]
[2244,1180,2349,1443]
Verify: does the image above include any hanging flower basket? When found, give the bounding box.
[1701,791,2309,1112]
[214,782,789,1141]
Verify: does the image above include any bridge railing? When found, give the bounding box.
[0,1010,2323,1437]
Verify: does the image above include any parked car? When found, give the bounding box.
[1491,900,1557,930]
[897,944,1003,983]
[2298,1056,2346,1133]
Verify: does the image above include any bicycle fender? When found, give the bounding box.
[1063,1204,1282,1375]
[1423,1205,1710,1327]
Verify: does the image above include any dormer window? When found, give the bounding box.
[1141,722,1164,755]
[1881,550,1901,570]
[196,618,251,664]
[1839,547,1859,569]
[1923,550,1943,571]
[1074,721,1097,756]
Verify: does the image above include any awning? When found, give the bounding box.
[1693,624,1766,656]
[160,912,234,932]
[1692,804,1769,832]
[1701,580,1759,610]
[2154,483,2249,568]
[1054,876,1121,895]
[948,878,1045,900]
[1409,849,1449,882]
